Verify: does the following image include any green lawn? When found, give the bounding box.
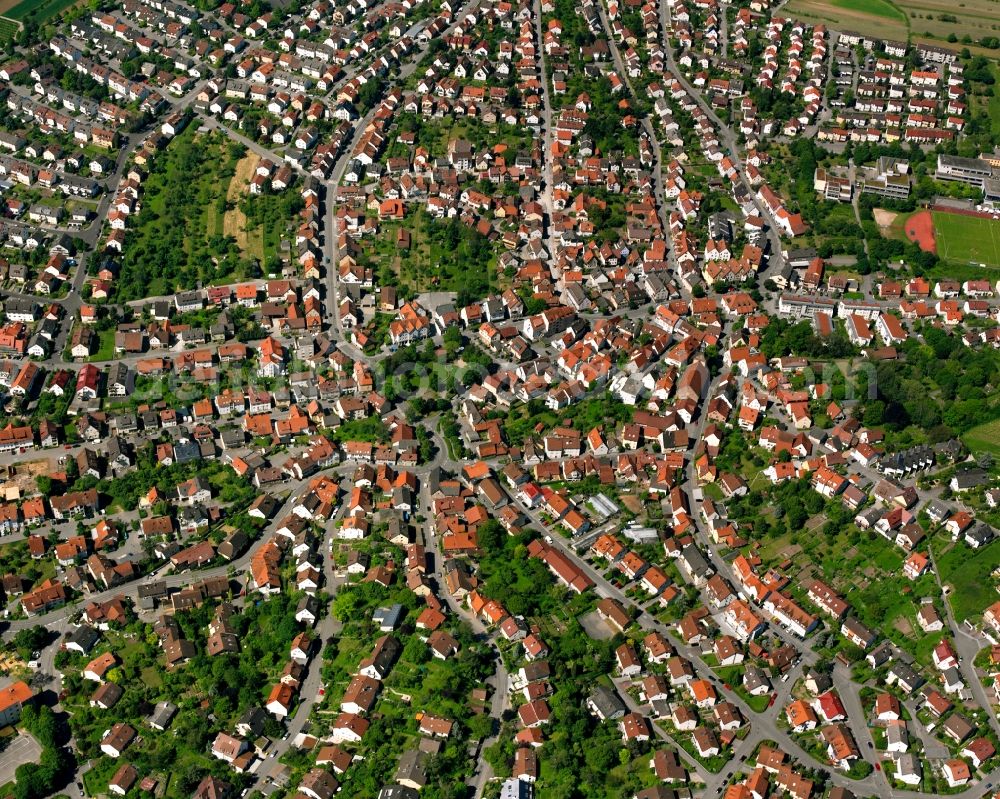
[741,689,772,713]
[141,665,163,688]
[712,663,771,712]
[90,328,115,361]
[703,482,724,501]
[933,211,1000,268]
[964,418,1000,456]
[62,328,115,362]
[935,536,1000,621]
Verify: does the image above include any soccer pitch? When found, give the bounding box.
[932,211,1000,267]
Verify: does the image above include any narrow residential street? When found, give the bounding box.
[0,0,997,795]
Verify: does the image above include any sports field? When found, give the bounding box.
[932,211,1000,267]
[903,209,935,253]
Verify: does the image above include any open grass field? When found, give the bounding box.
[902,0,1000,43]
[963,418,1000,456]
[932,211,1000,267]
[89,328,115,361]
[877,208,909,241]
[221,152,264,261]
[935,536,1000,621]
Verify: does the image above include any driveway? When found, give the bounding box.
[0,733,42,784]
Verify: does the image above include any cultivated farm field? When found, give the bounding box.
[0,0,81,40]
[785,0,1000,47]
[0,0,76,22]
[784,0,908,41]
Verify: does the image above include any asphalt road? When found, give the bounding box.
[0,733,43,785]
[4,1,996,796]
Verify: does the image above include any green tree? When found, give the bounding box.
[12,626,48,659]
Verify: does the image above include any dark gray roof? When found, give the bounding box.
[373,604,405,629]
[66,624,100,652]
[587,685,626,719]
[394,750,428,787]
[149,700,178,729]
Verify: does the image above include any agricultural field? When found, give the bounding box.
[786,0,1000,47]
[827,0,907,22]
[901,0,1000,43]
[932,210,1000,267]
[0,0,78,33]
[0,17,18,40]
[0,0,101,41]
[784,0,908,42]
